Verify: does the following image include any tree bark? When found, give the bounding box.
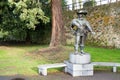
[50,0,64,47]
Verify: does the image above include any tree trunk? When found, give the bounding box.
[50,0,65,47]
[26,29,31,44]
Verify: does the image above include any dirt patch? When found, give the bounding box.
[28,46,70,63]
[0,46,12,50]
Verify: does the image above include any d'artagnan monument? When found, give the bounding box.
[70,10,95,54]
[64,10,95,76]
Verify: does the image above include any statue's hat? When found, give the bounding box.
[77,10,87,15]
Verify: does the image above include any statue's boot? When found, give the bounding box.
[80,45,85,54]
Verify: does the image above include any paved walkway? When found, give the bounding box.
[0,71,120,80]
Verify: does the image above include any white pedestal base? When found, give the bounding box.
[64,52,93,77]
[65,61,93,77]
[69,53,91,64]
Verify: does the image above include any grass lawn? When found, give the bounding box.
[0,45,120,76]
[0,45,48,76]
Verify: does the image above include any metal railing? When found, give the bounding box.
[63,0,120,10]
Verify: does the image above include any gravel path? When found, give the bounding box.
[0,71,120,80]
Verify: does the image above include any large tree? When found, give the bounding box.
[0,0,49,43]
[50,0,65,47]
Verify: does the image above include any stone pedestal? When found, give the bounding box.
[70,53,91,64]
[65,53,93,77]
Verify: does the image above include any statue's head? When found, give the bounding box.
[77,10,87,18]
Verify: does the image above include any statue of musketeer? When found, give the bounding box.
[70,10,95,54]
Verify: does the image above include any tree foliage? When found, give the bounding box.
[0,0,67,44]
[0,0,50,43]
[8,0,49,29]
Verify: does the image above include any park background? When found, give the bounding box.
[0,0,120,78]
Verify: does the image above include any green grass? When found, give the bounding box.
[0,45,120,76]
[0,45,48,76]
[85,46,120,62]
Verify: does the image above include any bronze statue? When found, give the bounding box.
[70,10,95,54]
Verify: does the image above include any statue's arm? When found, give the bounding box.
[85,21,93,32]
[70,19,81,35]
[85,21,95,35]
[70,25,76,35]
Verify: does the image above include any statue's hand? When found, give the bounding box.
[91,32,95,35]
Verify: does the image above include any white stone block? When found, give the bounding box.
[69,53,91,64]
[65,61,93,71]
[113,66,117,72]
[82,70,93,76]
[67,68,93,77]
[64,67,67,73]
[65,61,94,76]
[82,64,93,70]
[39,68,47,76]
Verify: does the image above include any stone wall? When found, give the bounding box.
[64,2,120,48]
